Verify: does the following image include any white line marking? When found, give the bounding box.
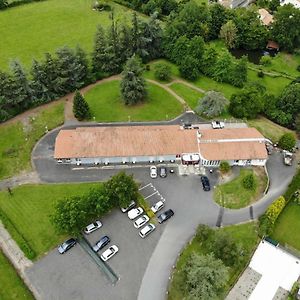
[139,183,152,191]
[144,191,158,199]
[72,167,85,170]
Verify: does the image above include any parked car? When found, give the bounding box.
[150,166,157,178]
[134,215,150,228]
[84,220,102,234]
[100,245,119,261]
[151,201,164,213]
[139,223,156,238]
[201,176,211,191]
[120,200,136,213]
[283,150,293,166]
[211,121,225,129]
[158,209,174,224]
[128,207,143,220]
[159,166,167,178]
[93,236,110,252]
[58,238,76,254]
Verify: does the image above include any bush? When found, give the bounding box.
[285,170,300,201]
[242,173,256,190]
[220,161,230,174]
[260,55,272,66]
[195,224,214,243]
[154,63,171,81]
[297,65,300,72]
[257,70,265,78]
[278,133,296,151]
[266,196,286,225]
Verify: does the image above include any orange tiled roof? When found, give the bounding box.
[258,8,274,26]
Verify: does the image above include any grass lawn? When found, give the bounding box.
[193,75,240,99]
[0,102,64,179]
[85,80,184,122]
[0,250,34,300]
[0,0,142,70]
[214,168,267,209]
[272,202,300,251]
[168,222,259,300]
[247,116,295,143]
[145,59,180,82]
[0,183,98,259]
[169,82,204,109]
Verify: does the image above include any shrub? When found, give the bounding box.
[297,65,300,72]
[154,63,171,81]
[266,196,286,225]
[219,161,230,174]
[257,70,265,78]
[195,224,214,243]
[278,133,296,151]
[260,55,272,66]
[242,173,256,190]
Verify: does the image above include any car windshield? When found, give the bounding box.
[93,223,98,227]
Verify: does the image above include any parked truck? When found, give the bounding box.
[283,150,293,166]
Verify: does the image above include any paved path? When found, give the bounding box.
[0,171,40,190]
[167,79,206,94]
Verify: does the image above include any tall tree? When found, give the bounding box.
[73,90,90,121]
[201,46,218,76]
[219,20,237,49]
[183,253,228,300]
[213,51,234,83]
[196,91,229,117]
[75,46,90,85]
[120,55,146,105]
[10,60,32,110]
[208,4,229,40]
[92,25,108,75]
[271,4,300,52]
[119,24,133,63]
[231,56,247,87]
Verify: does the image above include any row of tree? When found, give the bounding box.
[51,172,138,235]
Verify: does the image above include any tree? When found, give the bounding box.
[154,63,171,81]
[171,35,189,65]
[277,83,300,128]
[220,161,230,173]
[213,51,234,83]
[243,173,256,190]
[278,133,296,151]
[208,4,229,40]
[0,0,7,9]
[269,0,280,12]
[229,84,265,119]
[183,253,228,300]
[103,171,139,208]
[271,5,300,52]
[73,90,90,120]
[231,56,247,87]
[219,20,237,49]
[75,46,90,85]
[196,91,228,118]
[51,196,89,236]
[92,25,108,75]
[209,231,244,266]
[179,56,200,81]
[295,114,300,134]
[121,55,146,105]
[201,46,218,76]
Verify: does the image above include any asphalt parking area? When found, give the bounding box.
[139,183,166,207]
[26,208,164,300]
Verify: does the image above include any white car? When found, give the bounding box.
[134,215,150,228]
[211,121,225,129]
[139,224,156,238]
[100,245,119,261]
[151,201,164,213]
[150,166,157,178]
[84,220,102,234]
[120,200,136,213]
[127,207,143,220]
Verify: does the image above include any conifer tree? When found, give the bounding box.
[92,25,108,75]
[73,90,90,120]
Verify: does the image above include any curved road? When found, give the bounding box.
[31,121,297,300]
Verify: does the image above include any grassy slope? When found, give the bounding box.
[0,250,34,300]
[0,183,98,259]
[214,169,267,209]
[0,102,64,179]
[272,202,300,251]
[247,116,296,143]
[0,0,140,70]
[169,83,204,109]
[85,80,183,122]
[168,222,258,300]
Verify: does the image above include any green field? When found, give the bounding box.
[0,183,98,259]
[214,169,267,209]
[247,116,295,143]
[85,80,184,122]
[0,0,141,70]
[272,202,300,251]
[0,250,34,300]
[169,82,204,109]
[0,102,64,179]
[168,222,259,300]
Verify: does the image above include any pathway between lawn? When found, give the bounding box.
[166,78,206,94]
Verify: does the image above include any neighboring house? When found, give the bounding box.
[258,8,274,26]
[54,125,268,167]
[280,0,300,8]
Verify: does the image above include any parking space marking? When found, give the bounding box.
[139,183,152,191]
[144,191,158,200]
